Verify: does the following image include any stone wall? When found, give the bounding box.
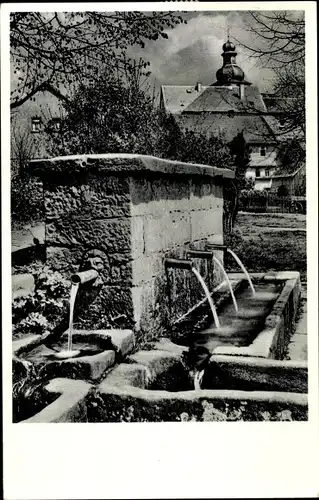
[30,154,234,339]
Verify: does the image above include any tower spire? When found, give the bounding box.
[211,36,251,87]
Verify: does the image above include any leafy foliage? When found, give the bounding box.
[10,11,185,109]
[169,128,233,167]
[12,268,71,338]
[11,177,44,226]
[276,137,305,174]
[47,74,175,157]
[47,73,235,170]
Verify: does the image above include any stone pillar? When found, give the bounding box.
[29,154,234,337]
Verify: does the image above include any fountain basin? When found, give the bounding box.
[13,329,135,383]
[18,378,93,423]
[14,271,305,422]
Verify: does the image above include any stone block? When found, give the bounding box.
[108,253,132,284]
[46,246,85,273]
[130,176,190,216]
[190,180,222,211]
[12,273,35,299]
[132,254,163,285]
[131,280,166,333]
[207,355,308,393]
[107,329,135,356]
[127,349,183,385]
[13,335,43,356]
[99,363,148,390]
[96,384,307,422]
[76,285,135,330]
[131,216,144,259]
[190,209,222,241]
[22,378,93,423]
[44,175,131,220]
[46,218,131,253]
[144,213,191,254]
[42,350,116,381]
[153,338,188,355]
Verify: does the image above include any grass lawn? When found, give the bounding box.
[225,212,307,281]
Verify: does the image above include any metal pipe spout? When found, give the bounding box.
[71,269,99,285]
[186,249,213,259]
[164,258,193,271]
[206,243,228,251]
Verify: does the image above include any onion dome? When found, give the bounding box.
[222,40,236,52]
[212,39,250,86]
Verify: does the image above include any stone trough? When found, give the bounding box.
[13,154,307,422]
[14,271,307,422]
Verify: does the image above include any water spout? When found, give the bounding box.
[191,267,220,329]
[164,258,193,271]
[206,243,255,296]
[227,248,256,296]
[54,269,99,360]
[186,250,213,260]
[213,256,238,313]
[71,269,99,284]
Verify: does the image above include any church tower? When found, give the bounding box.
[212,39,251,87]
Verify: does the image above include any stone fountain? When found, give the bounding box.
[12,154,307,422]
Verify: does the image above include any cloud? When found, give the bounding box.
[130,11,277,92]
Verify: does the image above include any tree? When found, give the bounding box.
[47,72,178,158]
[171,129,234,168]
[223,131,251,233]
[239,11,305,135]
[240,11,305,69]
[11,114,39,177]
[276,137,305,175]
[10,11,185,109]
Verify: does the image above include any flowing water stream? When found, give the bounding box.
[67,282,80,352]
[191,267,220,329]
[227,248,256,296]
[213,255,238,313]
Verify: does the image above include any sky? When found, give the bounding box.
[10,8,304,115]
[126,11,279,93]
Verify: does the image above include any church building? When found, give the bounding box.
[160,39,288,185]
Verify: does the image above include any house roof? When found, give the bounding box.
[174,113,278,144]
[184,85,267,114]
[160,85,209,114]
[270,165,305,179]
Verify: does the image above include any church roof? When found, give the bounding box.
[161,84,267,115]
[183,85,267,113]
[174,113,277,144]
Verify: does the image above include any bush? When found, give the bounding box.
[11,176,44,227]
[12,268,71,338]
